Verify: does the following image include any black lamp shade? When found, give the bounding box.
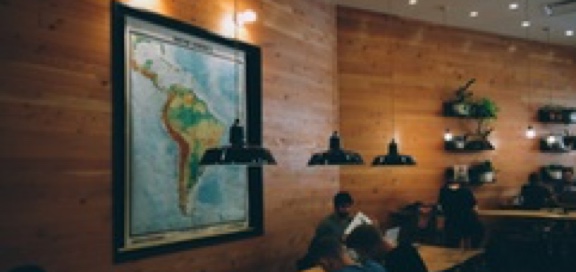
[308,131,364,166]
[372,139,416,166]
[199,119,276,166]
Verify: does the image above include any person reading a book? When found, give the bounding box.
[315,191,356,241]
[345,225,427,272]
[308,236,386,272]
[298,191,357,271]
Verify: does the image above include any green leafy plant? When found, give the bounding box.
[473,97,499,119]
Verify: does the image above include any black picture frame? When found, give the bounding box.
[112,2,263,262]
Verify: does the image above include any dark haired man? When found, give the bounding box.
[298,191,356,270]
[315,191,355,240]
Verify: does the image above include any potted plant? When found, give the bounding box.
[445,79,475,117]
[546,164,564,180]
[471,160,496,183]
[538,105,576,123]
[472,97,499,119]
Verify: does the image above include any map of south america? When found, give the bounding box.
[131,40,225,214]
[128,31,247,236]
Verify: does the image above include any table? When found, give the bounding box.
[477,209,576,271]
[300,245,484,272]
[417,244,484,272]
[477,209,576,220]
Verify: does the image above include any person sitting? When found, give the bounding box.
[308,236,386,272]
[345,224,428,272]
[397,202,442,245]
[519,172,553,210]
[553,167,575,195]
[298,191,357,271]
[315,191,356,241]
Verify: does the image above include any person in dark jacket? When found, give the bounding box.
[397,202,442,245]
[519,172,553,210]
[437,178,484,249]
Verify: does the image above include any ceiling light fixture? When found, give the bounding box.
[237,9,257,26]
[469,11,479,17]
[566,30,574,36]
[509,2,520,10]
[521,20,531,27]
[409,0,418,5]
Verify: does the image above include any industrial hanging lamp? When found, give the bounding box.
[307,34,364,166]
[307,131,364,166]
[372,2,416,166]
[200,0,276,166]
[524,0,537,139]
[200,119,276,165]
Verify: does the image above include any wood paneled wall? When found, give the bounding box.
[0,0,338,271]
[338,7,576,225]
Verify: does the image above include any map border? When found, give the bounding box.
[112,3,264,262]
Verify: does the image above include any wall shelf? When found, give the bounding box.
[538,107,576,124]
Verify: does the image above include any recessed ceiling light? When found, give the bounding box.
[469,11,479,17]
[567,30,575,36]
[509,3,519,10]
[409,0,418,5]
[521,20,531,27]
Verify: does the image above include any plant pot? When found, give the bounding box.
[479,171,495,183]
[452,102,471,116]
[547,169,562,180]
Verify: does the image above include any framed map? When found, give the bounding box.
[112,3,263,262]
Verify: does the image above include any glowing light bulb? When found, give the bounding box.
[547,135,557,144]
[525,126,536,139]
[237,9,257,26]
[444,129,453,141]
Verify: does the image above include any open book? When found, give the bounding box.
[343,211,373,236]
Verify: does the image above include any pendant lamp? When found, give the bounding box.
[372,139,416,166]
[199,2,276,166]
[308,131,364,166]
[371,2,416,167]
[200,119,276,166]
[524,0,537,139]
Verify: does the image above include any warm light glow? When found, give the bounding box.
[126,0,168,13]
[237,9,257,26]
[220,9,257,39]
[547,135,557,144]
[566,30,574,36]
[469,11,479,17]
[521,20,531,27]
[509,3,519,10]
[525,126,536,139]
[221,13,236,38]
[408,0,418,5]
[444,129,453,141]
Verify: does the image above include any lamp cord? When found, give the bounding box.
[527,34,532,111]
[544,27,552,105]
[234,0,241,121]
